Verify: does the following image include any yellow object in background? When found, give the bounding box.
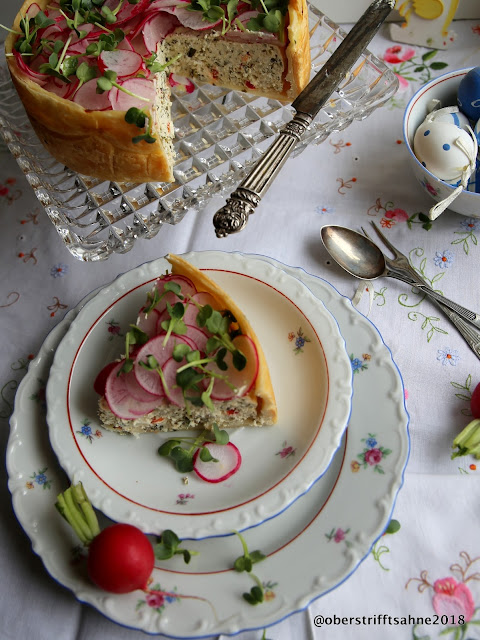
[390,0,459,49]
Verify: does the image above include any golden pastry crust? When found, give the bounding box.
[285,0,311,98]
[5,0,174,184]
[167,254,278,424]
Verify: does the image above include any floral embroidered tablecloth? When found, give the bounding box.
[1,13,480,640]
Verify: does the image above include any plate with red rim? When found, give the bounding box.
[7,252,409,637]
[45,250,353,539]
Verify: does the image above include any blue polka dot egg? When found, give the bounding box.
[457,66,480,121]
[413,117,477,184]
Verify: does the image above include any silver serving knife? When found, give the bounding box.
[213,0,396,238]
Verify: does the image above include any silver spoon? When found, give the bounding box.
[320,224,480,358]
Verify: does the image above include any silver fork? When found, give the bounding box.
[363,221,480,359]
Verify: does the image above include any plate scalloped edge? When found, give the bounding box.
[6,251,410,639]
[44,250,354,539]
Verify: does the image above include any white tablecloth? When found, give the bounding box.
[1,10,480,640]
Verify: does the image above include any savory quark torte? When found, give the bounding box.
[5,0,310,183]
[95,254,278,433]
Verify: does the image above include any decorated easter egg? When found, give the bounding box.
[413,119,477,183]
[428,106,470,131]
[457,67,480,121]
[475,118,480,147]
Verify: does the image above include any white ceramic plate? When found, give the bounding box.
[7,252,409,638]
[45,252,353,539]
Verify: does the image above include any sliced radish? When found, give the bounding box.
[134,334,193,395]
[129,31,150,57]
[193,442,242,483]
[183,324,210,354]
[124,364,165,401]
[38,23,63,41]
[102,0,150,26]
[43,76,78,99]
[99,49,144,78]
[209,334,259,401]
[136,306,161,338]
[94,361,118,396]
[105,361,162,419]
[148,0,187,9]
[148,275,197,318]
[161,356,186,406]
[142,12,179,53]
[13,49,48,85]
[25,2,42,19]
[117,36,134,51]
[157,274,197,295]
[172,5,222,30]
[108,76,155,111]
[72,77,112,110]
[168,73,195,94]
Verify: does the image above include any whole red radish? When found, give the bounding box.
[87,523,154,594]
[471,382,480,419]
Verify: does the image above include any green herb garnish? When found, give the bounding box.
[158,424,229,473]
[153,529,198,564]
[233,531,266,605]
[118,325,149,375]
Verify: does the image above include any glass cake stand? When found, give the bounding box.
[0,4,398,261]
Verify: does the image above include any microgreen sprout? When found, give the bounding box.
[144,52,182,73]
[10,10,55,55]
[196,305,246,370]
[118,325,149,374]
[153,529,198,564]
[160,301,188,345]
[158,424,229,473]
[125,107,156,144]
[245,0,288,33]
[138,353,171,393]
[233,530,266,605]
[143,280,184,316]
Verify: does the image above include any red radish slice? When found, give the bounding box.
[161,356,186,406]
[117,36,134,51]
[129,31,150,57]
[102,0,150,25]
[39,23,63,41]
[193,442,242,483]
[157,274,197,295]
[149,0,187,9]
[105,361,162,419]
[72,77,112,110]
[149,274,198,318]
[25,2,42,19]
[134,334,193,395]
[172,5,222,30]
[141,12,179,53]
[136,307,161,338]
[108,77,155,111]
[99,49,144,78]
[209,334,259,401]
[124,365,164,401]
[168,73,195,94]
[43,76,78,99]
[94,361,118,396]
[183,324,210,354]
[13,50,48,85]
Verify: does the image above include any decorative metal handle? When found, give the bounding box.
[213,114,312,238]
[433,301,480,359]
[387,265,480,330]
